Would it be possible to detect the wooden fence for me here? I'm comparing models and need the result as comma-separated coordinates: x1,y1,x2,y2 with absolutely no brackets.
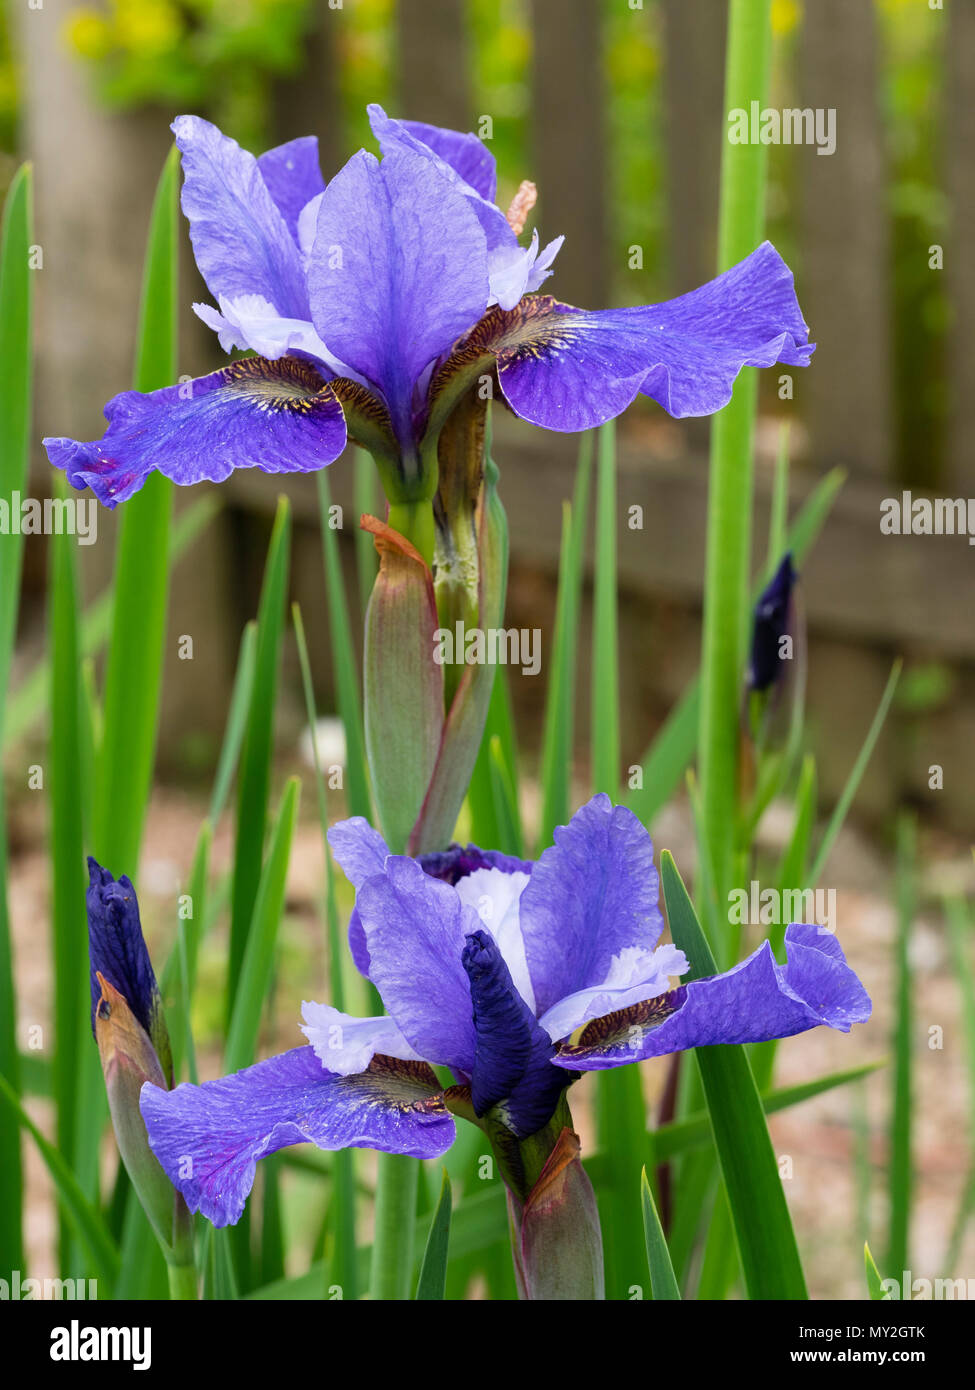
13,0,975,831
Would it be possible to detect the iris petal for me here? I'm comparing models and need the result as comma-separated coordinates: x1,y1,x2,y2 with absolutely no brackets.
308,148,488,449
171,115,308,320
141,1047,453,1227
462,930,568,1137
553,924,871,1070
256,135,326,241
355,856,480,1073
44,357,347,508
518,794,664,1017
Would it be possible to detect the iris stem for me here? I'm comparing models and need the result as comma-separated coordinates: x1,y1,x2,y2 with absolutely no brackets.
166,1257,197,1300
369,1153,419,1300
698,0,773,960
386,498,436,569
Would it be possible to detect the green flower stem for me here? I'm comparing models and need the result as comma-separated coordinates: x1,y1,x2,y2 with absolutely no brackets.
370,1153,419,1301
166,1256,197,1301
386,498,436,569
698,0,773,957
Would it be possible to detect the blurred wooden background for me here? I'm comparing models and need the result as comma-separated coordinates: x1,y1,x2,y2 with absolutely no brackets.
8,0,974,834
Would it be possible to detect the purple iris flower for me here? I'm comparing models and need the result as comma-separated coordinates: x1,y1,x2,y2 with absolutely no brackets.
139,795,869,1228
44,105,812,508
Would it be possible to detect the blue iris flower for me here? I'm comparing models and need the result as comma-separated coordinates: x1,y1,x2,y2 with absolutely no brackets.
44,106,813,508
140,795,869,1228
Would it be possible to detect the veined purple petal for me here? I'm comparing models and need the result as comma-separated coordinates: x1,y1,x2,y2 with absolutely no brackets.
355,856,479,1073
518,794,665,1017
171,116,308,320
308,148,489,449
538,942,688,1042
300,1002,421,1074
43,357,346,509
256,135,326,241
327,817,392,978
554,924,872,1071
368,104,504,243
374,108,498,201
436,242,812,433
462,930,569,1137
193,294,351,377
140,1047,454,1228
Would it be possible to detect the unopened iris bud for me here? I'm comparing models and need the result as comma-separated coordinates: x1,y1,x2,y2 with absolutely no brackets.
87,857,172,1084
94,974,182,1253
86,859,192,1279
748,552,797,693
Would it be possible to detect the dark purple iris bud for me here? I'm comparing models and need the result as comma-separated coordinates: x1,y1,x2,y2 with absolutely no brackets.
86,857,171,1082
461,929,570,1137
749,553,797,692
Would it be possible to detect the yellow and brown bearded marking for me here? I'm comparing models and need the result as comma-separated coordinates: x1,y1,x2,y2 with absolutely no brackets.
336,1054,447,1114
557,990,683,1061
428,295,585,412
221,356,337,415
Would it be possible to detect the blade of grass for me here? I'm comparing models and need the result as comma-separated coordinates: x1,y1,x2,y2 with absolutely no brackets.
698,0,774,921
48,482,89,1273
91,146,180,875
227,497,291,1023
590,418,648,1297
944,894,975,1269
415,1170,452,1300
640,1168,681,1299
208,621,257,827
537,434,593,849
660,850,808,1299
0,161,33,1274
806,661,901,886
293,602,359,1299
887,811,915,1276
467,669,522,853
5,495,218,751
0,1074,120,1288
317,469,371,821
225,776,300,1074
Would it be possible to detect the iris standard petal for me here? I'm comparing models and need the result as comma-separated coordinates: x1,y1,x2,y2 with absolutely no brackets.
256,135,326,241
367,104,504,242
307,148,489,446
43,357,347,508
518,794,664,1017
553,924,872,1071
300,1002,421,1075
454,867,535,1012
140,1047,454,1227
354,856,479,1073
462,930,569,1137
171,115,308,320
327,816,392,977
371,106,498,201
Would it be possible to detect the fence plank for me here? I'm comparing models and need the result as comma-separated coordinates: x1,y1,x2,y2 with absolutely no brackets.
530,0,608,310
947,0,975,491
660,0,726,296
799,0,891,477
396,0,472,129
